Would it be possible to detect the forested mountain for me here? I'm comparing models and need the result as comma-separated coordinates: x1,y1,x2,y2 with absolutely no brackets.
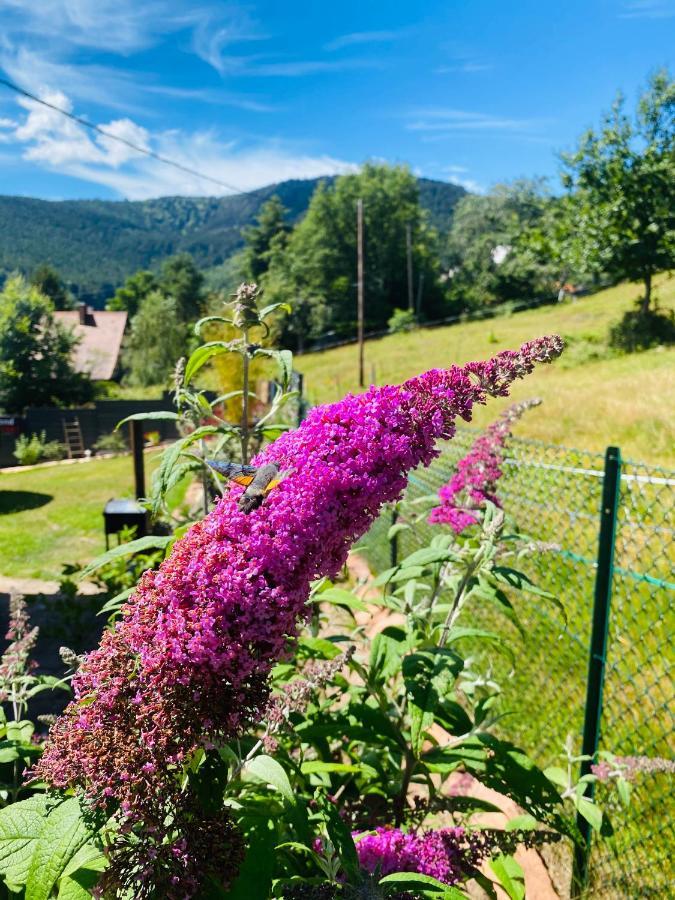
0,177,465,304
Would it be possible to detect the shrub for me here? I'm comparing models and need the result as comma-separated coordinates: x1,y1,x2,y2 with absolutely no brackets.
387,308,418,333
13,431,67,466
93,430,128,453
609,306,675,352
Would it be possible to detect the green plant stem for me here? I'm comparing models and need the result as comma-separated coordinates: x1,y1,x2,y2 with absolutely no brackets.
393,751,416,826
241,329,250,464
438,553,482,647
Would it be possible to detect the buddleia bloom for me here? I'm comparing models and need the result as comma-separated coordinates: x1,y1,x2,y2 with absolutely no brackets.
35,336,563,897
429,397,542,532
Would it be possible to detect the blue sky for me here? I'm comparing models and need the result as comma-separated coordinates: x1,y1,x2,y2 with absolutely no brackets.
0,0,672,201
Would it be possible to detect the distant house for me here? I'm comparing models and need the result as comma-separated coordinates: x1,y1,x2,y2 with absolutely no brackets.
54,304,127,381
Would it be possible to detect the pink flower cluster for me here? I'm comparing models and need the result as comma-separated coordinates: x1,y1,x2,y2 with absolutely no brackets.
429,397,541,532
355,826,488,885
35,336,562,897
591,755,675,782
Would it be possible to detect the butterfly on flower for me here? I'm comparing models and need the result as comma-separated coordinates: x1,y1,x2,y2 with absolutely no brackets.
207,460,283,513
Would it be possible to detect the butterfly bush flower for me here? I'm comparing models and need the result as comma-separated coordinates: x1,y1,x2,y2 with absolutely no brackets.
35,336,563,897
429,397,541,532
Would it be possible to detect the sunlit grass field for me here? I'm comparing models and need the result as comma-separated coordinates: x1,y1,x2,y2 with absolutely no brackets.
297,275,675,466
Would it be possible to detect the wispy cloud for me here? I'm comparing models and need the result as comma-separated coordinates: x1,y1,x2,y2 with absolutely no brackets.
435,62,492,74
406,108,548,134
245,58,383,77
2,88,357,199
620,0,675,18
324,30,403,51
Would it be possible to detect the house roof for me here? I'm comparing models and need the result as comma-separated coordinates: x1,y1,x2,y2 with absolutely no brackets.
54,308,127,381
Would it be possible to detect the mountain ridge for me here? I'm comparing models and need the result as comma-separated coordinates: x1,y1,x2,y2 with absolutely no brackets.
0,176,466,303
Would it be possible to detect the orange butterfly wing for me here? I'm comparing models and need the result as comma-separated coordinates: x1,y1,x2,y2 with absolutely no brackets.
231,474,255,487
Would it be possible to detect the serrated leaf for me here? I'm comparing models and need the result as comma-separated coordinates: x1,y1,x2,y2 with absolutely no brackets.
25,797,92,900
0,795,50,887
244,756,294,803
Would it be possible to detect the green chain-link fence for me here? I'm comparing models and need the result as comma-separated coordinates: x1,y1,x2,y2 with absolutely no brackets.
361,428,674,898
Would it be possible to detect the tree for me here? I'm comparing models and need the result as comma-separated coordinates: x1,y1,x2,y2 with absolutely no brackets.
29,264,73,310
159,254,204,321
445,180,556,309
0,275,93,413
122,291,188,387
107,270,157,317
241,195,291,281
264,164,447,346
561,69,675,313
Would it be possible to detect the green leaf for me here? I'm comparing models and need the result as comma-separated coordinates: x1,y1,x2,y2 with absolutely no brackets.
5,722,33,743
504,814,538,831
379,871,467,897
300,762,361,775
194,315,232,336
401,547,455,567
543,766,568,788
403,649,463,757
97,586,135,617
575,797,603,831
57,845,106,899
312,587,367,613
25,798,92,900
441,627,515,664
115,410,180,430
218,821,276,899
387,523,411,540
185,342,236,383
259,302,291,320
244,755,294,804
0,795,50,888
489,854,525,900
616,777,631,806
80,535,172,579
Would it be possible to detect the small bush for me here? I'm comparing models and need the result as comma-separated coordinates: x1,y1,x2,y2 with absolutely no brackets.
387,307,418,333
609,306,675,352
13,431,67,466
93,431,128,453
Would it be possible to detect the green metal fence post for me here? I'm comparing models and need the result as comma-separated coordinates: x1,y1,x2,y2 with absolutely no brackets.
390,507,399,568
572,446,622,896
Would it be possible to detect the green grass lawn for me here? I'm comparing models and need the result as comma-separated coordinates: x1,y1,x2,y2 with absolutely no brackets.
0,453,160,580
297,275,675,466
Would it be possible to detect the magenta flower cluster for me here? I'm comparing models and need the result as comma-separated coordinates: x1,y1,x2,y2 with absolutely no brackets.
428,397,541,532
355,825,489,885
35,336,562,897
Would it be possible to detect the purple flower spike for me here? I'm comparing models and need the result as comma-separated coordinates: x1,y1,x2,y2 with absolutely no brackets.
35,336,563,897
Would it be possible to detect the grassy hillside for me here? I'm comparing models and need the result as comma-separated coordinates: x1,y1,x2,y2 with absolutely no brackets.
297,275,675,466
0,177,464,303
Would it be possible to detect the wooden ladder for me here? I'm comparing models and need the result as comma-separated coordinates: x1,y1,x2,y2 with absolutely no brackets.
63,417,85,458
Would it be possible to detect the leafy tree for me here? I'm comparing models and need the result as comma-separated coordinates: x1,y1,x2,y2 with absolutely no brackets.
241,195,291,281
122,291,189,387
561,68,675,312
264,164,447,345
0,275,93,413
107,270,157,317
159,253,204,321
29,264,73,310
445,180,556,309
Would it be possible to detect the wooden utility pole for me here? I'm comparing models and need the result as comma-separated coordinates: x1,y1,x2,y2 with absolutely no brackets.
406,222,414,312
357,198,365,388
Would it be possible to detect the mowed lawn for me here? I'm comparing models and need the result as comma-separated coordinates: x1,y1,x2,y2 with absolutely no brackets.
297,275,675,466
0,452,160,580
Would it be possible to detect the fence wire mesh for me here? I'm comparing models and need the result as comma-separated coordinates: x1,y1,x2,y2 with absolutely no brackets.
361,428,674,899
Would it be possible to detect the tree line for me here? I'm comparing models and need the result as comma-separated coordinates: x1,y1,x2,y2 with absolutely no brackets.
0,69,672,408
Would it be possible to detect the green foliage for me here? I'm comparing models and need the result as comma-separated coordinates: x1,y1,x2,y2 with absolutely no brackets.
0,275,93,414
387,308,418,334
106,269,157,317
0,179,465,302
561,68,675,312
608,304,675,351
263,164,451,346
12,432,67,466
242,196,291,282
29,265,73,311
445,180,557,310
160,253,205,321
92,430,128,454
122,290,189,387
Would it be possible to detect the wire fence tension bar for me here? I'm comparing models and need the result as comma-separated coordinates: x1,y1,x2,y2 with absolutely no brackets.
572,445,622,896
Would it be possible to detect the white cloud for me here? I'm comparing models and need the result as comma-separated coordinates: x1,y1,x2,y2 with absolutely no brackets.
3,89,357,199
324,30,403,51
620,0,675,18
406,108,548,134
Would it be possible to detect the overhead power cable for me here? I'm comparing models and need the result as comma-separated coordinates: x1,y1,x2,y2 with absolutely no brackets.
0,75,247,195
